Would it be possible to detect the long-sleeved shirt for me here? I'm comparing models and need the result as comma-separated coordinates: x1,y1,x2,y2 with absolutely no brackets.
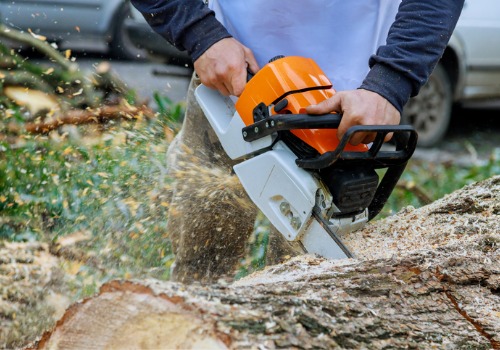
131,0,464,112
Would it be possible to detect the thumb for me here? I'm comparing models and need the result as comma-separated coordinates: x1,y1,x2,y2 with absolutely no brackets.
305,93,342,114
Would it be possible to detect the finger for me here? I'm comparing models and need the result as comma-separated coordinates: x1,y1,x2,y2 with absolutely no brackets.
244,49,260,74
230,68,248,96
305,93,341,114
361,132,377,145
384,132,394,142
215,81,231,96
347,131,368,146
343,131,376,146
336,117,350,142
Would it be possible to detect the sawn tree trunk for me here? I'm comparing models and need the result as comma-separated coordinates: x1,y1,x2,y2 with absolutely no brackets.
30,176,500,349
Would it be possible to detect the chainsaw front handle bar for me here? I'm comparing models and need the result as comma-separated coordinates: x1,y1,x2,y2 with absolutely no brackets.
242,113,418,169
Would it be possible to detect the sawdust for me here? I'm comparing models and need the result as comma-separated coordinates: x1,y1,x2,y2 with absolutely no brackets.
340,175,500,261
0,242,72,349
172,166,253,213
168,143,253,212
233,254,354,287
166,142,258,282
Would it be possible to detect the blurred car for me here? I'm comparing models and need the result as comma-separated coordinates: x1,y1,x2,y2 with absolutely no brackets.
403,0,500,147
125,5,190,65
0,0,143,59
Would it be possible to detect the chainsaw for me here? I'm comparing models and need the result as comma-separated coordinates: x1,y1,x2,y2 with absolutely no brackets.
195,56,417,259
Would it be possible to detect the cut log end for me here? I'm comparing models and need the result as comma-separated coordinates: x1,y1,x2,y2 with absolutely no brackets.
33,281,229,350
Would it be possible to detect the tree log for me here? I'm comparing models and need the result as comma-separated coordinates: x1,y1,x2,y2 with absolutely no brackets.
29,176,500,349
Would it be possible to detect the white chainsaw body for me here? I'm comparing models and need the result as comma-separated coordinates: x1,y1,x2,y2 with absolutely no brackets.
195,84,366,259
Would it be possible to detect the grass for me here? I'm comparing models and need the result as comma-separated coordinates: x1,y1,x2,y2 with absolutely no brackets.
1,98,499,292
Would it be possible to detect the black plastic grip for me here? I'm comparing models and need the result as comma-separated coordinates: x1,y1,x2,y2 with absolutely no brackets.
296,125,418,169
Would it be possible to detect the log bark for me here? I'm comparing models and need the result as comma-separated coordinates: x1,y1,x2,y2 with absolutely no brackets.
29,176,500,349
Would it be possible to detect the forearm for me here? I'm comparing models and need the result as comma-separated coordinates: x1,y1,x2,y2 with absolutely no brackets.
130,0,231,61
360,0,464,113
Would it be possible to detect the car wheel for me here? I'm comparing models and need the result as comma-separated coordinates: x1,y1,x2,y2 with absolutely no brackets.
109,5,146,60
402,63,452,148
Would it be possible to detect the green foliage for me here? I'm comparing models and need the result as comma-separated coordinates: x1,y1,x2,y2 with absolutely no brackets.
153,92,185,126
0,99,184,285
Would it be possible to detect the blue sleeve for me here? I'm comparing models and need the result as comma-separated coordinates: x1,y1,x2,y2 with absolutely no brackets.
130,0,231,61
360,0,465,113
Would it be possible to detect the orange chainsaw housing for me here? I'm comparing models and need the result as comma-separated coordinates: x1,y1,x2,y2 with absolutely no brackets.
235,56,367,154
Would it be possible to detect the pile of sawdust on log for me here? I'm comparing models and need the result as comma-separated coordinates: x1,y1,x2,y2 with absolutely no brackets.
341,175,500,261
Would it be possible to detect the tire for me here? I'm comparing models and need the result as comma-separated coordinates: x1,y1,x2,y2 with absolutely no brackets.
109,5,146,60
402,63,453,148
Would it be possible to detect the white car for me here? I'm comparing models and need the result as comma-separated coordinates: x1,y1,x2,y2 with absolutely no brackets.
0,0,143,59
403,0,500,147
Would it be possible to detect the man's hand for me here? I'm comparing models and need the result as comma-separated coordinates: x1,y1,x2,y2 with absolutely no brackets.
193,37,259,97
305,89,401,145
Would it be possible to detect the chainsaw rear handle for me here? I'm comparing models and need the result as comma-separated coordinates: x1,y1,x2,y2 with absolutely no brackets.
293,125,417,220
367,130,416,220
